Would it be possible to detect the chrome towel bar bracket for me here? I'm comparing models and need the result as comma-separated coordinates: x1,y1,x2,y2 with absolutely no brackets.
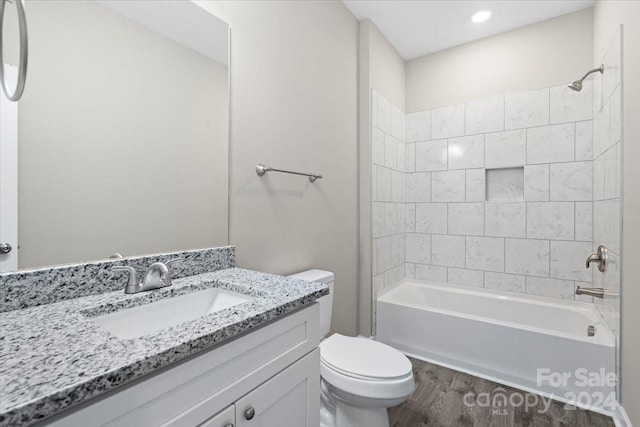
256,163,323,183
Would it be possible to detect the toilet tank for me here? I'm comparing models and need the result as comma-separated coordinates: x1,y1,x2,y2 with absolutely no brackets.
287,270,334,338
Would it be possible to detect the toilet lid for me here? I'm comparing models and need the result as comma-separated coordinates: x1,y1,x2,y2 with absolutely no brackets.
319,334,412,380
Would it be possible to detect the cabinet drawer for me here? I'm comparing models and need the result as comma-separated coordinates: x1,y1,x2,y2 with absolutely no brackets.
198,405,234,427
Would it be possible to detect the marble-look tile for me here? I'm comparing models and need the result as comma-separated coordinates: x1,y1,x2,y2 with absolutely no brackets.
550,240,592,282
385,134,400,170
505,88,549,130
376,166,392,202
575,201,593,241
526,123,574,164
448,268,484,287
372,166,378,200
415,139,447,171
593,101,611,158
406,143,416,173
593,200,610,245
405,172,431,202
486,168,524,201
416,203,447,234
384,203,405,236
593,156,606,201
391,105,405,141
485,202,525,238
384,264,405,287
550,81,592,123
372,127,385,166
431,104,465,139
373,273,385,296
484,272,526,293
592,70,603,115
609,198,621,254
527,202,574,240
526,277,575,300
575,121,593,161
466,236,505,272
466,169,486,202
610,87,622,145
524,164,550,201
405,263,416,279
372,202,385,238
415,264,448,282
406,110,431,142
504,238,549,277
397,142,406,172
465,95,504,135
391,170,404,202
391,234,406,267
484,129,526,168
602,30,621,102
377,94,392,134
448,135,484,170
373,237,391,274
432,170,466,202
406,233,431,264
448,203,484,236
550,161,593,202
431,234,465,268
406,203,416,233
603,144,618,200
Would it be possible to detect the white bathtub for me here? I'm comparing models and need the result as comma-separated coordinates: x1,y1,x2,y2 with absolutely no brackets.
376,279,616,412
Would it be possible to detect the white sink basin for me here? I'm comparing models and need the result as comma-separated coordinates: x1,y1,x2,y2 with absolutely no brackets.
91,288,253,339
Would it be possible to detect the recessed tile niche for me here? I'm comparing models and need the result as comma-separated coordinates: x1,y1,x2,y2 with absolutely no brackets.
486,167,524,201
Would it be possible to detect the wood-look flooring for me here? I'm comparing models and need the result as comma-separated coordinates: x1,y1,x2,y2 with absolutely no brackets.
388,357,615,427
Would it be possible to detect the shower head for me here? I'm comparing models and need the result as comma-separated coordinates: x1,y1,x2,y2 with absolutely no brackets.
568,64,604,92
568,80,583,92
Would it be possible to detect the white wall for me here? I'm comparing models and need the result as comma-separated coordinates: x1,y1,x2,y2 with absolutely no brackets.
199,1,359,336
406,8,594,112
369,21,406,112
593,1,640,424
13,1,228,268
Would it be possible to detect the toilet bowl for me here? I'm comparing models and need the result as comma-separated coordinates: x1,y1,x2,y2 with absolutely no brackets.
288,270,415,427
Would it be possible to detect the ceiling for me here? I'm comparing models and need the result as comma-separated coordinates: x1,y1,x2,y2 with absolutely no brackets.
342,0,594,60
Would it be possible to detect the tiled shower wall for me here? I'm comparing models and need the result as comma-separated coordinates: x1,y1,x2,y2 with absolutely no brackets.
592,28,622,339
372,81,597,303
371,93,406,297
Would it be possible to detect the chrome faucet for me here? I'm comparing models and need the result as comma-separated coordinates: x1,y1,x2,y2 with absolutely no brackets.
112,259,182,294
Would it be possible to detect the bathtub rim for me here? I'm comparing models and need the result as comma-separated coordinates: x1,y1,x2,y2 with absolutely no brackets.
376,278,615,347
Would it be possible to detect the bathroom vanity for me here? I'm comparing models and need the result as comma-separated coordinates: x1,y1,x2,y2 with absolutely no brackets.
0,253,328,427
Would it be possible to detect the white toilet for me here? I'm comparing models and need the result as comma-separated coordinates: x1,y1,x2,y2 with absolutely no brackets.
288,270,415,427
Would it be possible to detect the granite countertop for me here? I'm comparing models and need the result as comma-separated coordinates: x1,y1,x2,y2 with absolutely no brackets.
0,268,328,427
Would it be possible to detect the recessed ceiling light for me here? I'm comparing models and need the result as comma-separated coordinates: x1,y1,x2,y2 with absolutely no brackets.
471,10,491,23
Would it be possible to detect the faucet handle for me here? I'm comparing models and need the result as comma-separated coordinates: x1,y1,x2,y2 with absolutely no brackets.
112,266,139,291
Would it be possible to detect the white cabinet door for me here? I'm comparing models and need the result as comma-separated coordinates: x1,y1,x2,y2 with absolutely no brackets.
198,405,235,427
0,65,18,272
235,349,319,427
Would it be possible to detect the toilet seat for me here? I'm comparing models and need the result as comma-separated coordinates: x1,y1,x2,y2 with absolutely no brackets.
319,334,414,400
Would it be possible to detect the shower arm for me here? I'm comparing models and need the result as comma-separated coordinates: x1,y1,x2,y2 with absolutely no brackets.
578,65,604,83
